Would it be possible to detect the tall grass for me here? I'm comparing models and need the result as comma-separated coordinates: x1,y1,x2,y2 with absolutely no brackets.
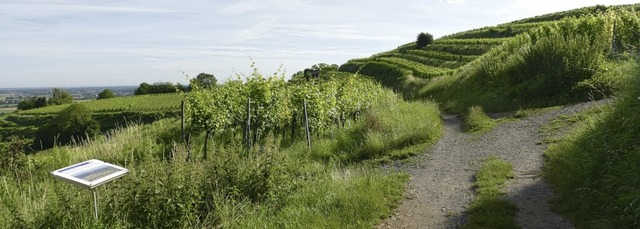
463,106,496,133
544,59,640,228
319,97,443,163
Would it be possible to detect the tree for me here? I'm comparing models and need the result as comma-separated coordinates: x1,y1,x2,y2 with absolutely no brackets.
135,82,186,95
48,88,73,105
17,97,47,110
416,32,434,49
97,89,115,100
134,82,151,95
33,104,100,150
190,73,217,89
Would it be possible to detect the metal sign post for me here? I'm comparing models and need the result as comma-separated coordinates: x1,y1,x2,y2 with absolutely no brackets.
92,189,98,219
52,159,128,220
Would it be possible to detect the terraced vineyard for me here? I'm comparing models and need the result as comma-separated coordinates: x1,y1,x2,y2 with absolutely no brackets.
336,23,530,95
335,4,640,99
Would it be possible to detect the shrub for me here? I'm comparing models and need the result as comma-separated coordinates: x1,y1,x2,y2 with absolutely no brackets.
97,89,115,100
33,104,100,149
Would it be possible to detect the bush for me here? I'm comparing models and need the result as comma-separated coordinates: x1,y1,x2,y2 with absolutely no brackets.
33,104,100,149
416,32,434,49
97,89,115,100
0,137,28,175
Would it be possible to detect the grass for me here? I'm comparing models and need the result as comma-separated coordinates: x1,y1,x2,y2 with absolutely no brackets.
464,156,517,229
0,91,442,228
544,59,640,228
420,11,639,113
463,106,496,134
320,98,443,163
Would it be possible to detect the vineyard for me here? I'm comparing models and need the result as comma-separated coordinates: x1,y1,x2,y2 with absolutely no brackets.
184,69,391,154
18,93,181,115
419,9,640,112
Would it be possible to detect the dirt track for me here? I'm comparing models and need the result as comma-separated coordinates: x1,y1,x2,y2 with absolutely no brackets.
378,102,603,229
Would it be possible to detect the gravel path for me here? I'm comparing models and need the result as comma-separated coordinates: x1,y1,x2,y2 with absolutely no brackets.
378,101,604,229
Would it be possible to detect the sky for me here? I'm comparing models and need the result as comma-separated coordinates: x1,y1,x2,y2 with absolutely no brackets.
1,0,639,88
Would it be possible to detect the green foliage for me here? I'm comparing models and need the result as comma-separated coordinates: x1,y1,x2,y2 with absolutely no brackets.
18,93,181,114
135,82,186,95
373,57,453,79
289,63,340,83
250,171,409,228
33,104,100,150
422,11,640,112
189,73,217,89
17,97,47,111
544,60,640,228
424,43,494,55
48,88,73,105
374,52,470,69
0,100,420,228
463,106,496,133
0,137,28,176
405,49,478,62
433,38,511,45
359,61,411,90
511,4,611,24
97,89,115,100
464,156,517,229
184,68,388,151
319,99,442,162
416,32,433,48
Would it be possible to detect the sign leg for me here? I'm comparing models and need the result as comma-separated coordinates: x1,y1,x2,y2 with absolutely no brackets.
92,189,98,220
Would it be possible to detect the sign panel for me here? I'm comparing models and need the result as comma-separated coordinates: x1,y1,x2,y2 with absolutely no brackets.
52,159,128,189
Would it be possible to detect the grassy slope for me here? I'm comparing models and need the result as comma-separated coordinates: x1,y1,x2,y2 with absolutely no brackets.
544,61,640,228
334,3,640,228
338,4,640,113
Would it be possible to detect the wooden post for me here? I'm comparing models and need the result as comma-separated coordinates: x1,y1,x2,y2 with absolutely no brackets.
186,133,192,162
291,112,297,142
203,130,211,161
304,99,311,148
181,100,185,142
245,98,251,149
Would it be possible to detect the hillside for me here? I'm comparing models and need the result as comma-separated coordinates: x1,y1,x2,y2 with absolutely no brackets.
337,4,640,112
338,3,640,228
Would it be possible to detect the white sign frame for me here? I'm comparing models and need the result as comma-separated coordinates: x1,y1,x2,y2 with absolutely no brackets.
51,159,128,189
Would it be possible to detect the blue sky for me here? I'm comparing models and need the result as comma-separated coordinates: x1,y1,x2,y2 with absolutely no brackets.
1,0,638,88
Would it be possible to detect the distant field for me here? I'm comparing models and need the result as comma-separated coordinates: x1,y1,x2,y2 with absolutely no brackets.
18,93,182,115
0,106,17,114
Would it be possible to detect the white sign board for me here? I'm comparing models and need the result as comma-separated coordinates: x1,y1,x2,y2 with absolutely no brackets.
52,159,128,189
